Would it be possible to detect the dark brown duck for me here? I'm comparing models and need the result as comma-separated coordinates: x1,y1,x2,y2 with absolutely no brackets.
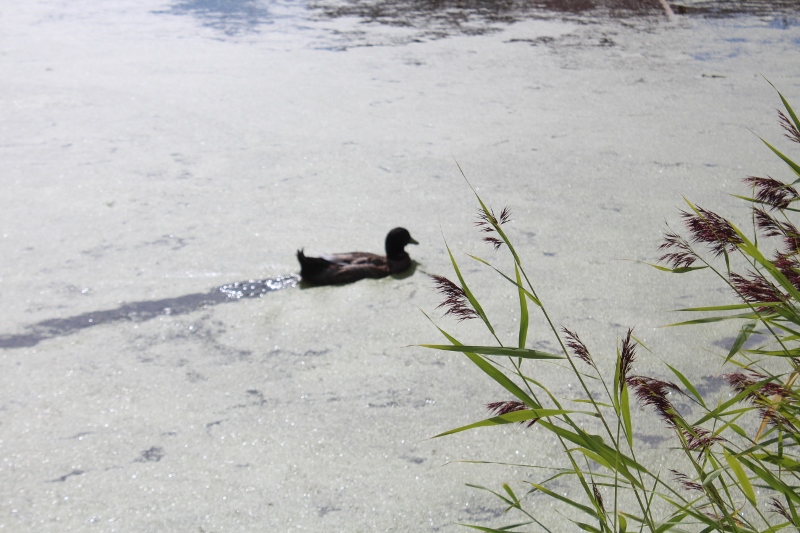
296,227,418,285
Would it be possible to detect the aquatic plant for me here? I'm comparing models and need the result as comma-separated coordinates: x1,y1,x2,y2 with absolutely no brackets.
422,88,800,531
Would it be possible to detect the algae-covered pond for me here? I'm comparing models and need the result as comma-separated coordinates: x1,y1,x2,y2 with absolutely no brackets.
1,0,799,530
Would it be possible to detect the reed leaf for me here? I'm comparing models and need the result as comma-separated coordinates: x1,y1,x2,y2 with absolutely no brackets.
516,263,529,349
418,344,562,360
724,449,757,506
432,408,590,438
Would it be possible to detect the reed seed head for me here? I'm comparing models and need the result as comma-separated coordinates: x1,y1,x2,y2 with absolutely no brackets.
670,470,703,492
618,328,636,390
591,482,605,515
486,400,537,427
475,206,511,250
724,371,789,404
729,271,787,311
680,207,742,257
778,109,800,144
744,176,799,210
768,497,794,523
753,207,800,252
626,375,681,427
658,229,698,269
681,425,724,456
562,327,595,368
430,274,479,322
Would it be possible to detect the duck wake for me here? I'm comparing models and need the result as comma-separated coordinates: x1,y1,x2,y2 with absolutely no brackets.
217,274,301,299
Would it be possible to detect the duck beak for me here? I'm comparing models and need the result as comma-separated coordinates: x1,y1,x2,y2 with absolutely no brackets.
409,237,419,245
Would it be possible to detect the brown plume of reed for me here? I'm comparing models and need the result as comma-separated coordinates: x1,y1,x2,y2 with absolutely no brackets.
743,176,799,210
725,371,790,404
618,328,636,391
729,271,787,311
592,482,605,516
430,274,479,321
773,253,800,293
486,400,537,427
724,370,798,435
681,425,725,455
627,373,722,456
626,375,681,427
754,207,784,237
670,469,703,492
753,207,800,255
679,207,742,257
658,229,698,269
778,109,800,144
768,497,795,524
475,206,511,250
561,327,595,368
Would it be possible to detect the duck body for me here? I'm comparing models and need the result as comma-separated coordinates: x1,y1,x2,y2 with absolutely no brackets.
297,227,418,285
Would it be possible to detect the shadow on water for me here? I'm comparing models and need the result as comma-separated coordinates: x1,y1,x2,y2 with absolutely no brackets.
0,275,300,350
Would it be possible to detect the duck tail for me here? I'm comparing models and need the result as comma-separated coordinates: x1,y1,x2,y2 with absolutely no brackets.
296,248,329,281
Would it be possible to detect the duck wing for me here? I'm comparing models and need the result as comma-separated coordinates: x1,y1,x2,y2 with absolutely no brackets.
322,252,386,267
297,250,390,285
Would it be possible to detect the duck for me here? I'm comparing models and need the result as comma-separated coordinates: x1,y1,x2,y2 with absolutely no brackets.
297,227,418,285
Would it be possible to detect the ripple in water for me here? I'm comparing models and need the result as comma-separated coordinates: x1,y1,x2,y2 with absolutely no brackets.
218,274,301,299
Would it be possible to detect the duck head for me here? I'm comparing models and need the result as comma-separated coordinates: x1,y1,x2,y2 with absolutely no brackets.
385,227,418,259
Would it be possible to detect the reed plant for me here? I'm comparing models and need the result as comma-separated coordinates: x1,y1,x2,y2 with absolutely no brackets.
422,88,800,532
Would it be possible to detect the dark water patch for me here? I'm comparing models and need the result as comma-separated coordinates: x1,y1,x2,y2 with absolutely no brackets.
670,1,800,18
0,275,300,350
155,0,800,42
154,0,274,36
308,0,800,37
48,469,85,483
135,446,166,463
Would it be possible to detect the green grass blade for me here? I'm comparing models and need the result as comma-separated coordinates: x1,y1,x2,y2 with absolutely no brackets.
574,522,603,533
665,311,762,326
620,383,633,449
766,80,800,135
528,482,600,519
419,344,563,360
419,311,540,408
736,454,800,505
432,408,591,438
723,449,757,506
676,303,779,312
502,483,520,509
465,483,515,507
516,263,529,348
445,241,496,336
537,421,646,487
618,514,628,533
467,253,541,306
732,221,800,302
761,137,800,177
665,363,706,408
725,321,757,364
691,386,755,426
643,261,708,274
455,160,522,265
458,524,535,532
654,511,689,532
